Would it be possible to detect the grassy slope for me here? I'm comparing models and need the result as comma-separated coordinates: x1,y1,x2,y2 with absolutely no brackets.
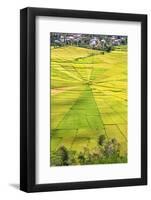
50,46,127,159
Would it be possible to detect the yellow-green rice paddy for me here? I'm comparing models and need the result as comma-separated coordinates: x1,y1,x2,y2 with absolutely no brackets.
50,45,127,164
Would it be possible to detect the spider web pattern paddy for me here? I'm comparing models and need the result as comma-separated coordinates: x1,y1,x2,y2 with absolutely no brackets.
50,45,127,165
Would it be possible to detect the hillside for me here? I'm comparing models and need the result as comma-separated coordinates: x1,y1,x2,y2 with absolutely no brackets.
50,46,127,165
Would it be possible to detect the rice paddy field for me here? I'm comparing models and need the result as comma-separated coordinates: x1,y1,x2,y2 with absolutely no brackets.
50,45,127,165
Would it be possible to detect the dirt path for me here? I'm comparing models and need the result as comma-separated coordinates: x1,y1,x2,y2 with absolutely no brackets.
51,86,78,95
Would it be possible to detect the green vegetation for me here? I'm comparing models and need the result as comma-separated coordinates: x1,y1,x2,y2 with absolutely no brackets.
50,45,127,166
51,135,127,166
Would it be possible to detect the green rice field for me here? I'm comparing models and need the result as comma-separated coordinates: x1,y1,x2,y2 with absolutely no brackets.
50,45,127,166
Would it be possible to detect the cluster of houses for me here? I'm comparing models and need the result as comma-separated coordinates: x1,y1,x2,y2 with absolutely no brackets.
51,32,127,50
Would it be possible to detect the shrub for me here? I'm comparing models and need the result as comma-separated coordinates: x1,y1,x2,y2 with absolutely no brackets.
105,46,112,52
51,146,69,166
78,152,85,164
104,138,120,158
98,134,106,146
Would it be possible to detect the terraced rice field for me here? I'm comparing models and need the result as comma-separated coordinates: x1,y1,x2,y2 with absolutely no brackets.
50,45,127,164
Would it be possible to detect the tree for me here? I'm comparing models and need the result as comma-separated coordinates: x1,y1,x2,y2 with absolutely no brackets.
78,152,85,164
56,146,69,165
98,134,106,146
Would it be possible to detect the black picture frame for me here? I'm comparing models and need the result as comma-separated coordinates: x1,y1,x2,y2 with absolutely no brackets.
20,7,147,193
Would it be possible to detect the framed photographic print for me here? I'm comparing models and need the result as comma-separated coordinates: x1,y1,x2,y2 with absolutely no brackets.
20,7,147,192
